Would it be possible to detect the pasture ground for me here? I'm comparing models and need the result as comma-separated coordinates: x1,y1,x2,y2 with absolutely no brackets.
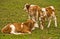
0,0,60,39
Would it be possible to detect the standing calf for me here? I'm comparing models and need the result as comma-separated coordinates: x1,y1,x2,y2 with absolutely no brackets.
39,6,57,30
24,3,42,29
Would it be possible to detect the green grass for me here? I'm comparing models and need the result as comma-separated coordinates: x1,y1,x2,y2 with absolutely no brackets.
0,0,60,39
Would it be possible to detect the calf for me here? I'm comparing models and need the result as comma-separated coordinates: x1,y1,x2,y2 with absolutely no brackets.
24,4,57,30
39,6,57,30
24,3,42,28
1,20,37,35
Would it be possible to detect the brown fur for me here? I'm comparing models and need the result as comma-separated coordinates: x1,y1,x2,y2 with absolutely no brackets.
1,20,35,34
24,4,57,30
1,24,11,34
40,6,57,30
24,4,41,21
46,6,55,17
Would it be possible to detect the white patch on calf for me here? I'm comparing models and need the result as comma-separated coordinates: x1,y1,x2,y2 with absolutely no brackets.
24,7,26,10
21,23,24,28
47,19,52,28
40,25,44,30
54,17,57,27
13,33,24,35
34,22,39,28
30,5,35,7
10,24,15,34
50,6,54,10
42,8,46,12
28,32,31,34
27,31,31,34
39,17,41,21
32,27,35,30
52,12,57,27
32,22,39,30
42,8,46,16
10,24,24,35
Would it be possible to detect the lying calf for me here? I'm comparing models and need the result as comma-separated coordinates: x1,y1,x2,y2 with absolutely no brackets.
1,20,37,35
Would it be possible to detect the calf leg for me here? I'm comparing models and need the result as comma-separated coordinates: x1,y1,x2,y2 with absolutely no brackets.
52,12,57,27
54,16,57,27
47,18,52,28
39,17,44,30
32,16,39,27
53,15,57,27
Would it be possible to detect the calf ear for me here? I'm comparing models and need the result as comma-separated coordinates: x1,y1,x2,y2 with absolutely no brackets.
26,4,30,10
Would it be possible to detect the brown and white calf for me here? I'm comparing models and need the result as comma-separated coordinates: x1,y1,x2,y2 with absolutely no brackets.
24,4,57,30
39,6,57,30
24,3,42,28
1,20,37,35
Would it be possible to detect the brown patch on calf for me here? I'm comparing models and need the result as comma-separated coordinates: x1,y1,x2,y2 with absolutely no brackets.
46,6,55,17
24,4,41,21
23,20,35,31
1,20,35,34
29,5,41,16
26,4,30,11
1,24,11,34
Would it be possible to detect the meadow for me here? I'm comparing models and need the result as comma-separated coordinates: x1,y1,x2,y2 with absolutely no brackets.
0,0,60,39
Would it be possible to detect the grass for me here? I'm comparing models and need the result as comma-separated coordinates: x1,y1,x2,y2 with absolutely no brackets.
0,0,60,39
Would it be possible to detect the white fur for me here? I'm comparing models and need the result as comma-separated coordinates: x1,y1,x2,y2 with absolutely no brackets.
13,33,24,35
32,27,35,30
27,31,31,34
21,23,24,28
39,17,43,30
54,16,57,27
42,8,46,16
52,12,57,27
47,11,57,28
50,6,54,10
32,22,39,30
40,25,43,30
10,24,15,34
34,22,39,28
24,7,26,10
47,19,51,28
10,24,23,35
28,32,31,34
30,5,36,7
39,17,41,21
42,8,46,12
